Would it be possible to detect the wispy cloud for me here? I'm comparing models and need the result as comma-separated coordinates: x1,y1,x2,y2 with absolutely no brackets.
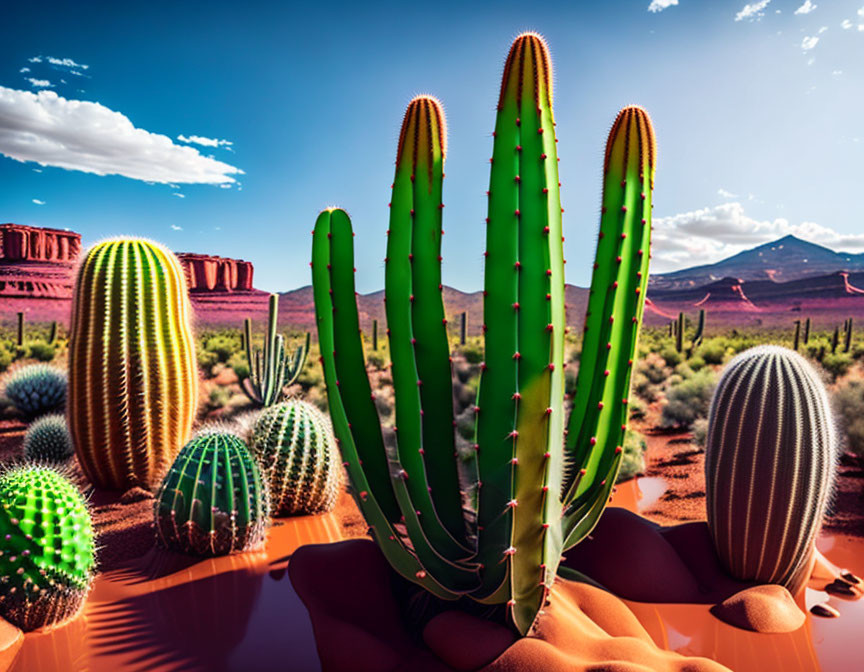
19,67,30,74
735,0,771,22
652,202,864,272
648,0,678,12
842,19,853,29
170,224,183,230
177,134,234,149
717,188,738,199
27,79,54,89
32,198,45,205
0,86,243,185
801,35,820,50
173,192,186,198
794,1,817,15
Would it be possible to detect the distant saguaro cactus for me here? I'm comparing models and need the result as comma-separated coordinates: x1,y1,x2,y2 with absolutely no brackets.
705,345,836,594
68,238,198,490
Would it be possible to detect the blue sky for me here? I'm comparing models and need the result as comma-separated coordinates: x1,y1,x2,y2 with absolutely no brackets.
2,0,863,292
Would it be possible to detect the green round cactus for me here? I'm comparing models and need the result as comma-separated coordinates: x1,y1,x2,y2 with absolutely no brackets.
251,400,341,516
3,364,67,418
23,414,74,463
705,345,837,594
0,465,95,631
154,431,269,556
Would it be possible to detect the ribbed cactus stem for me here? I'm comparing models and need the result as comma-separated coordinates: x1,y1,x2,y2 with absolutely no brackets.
705,346,836,595
154,432,269,556
68,239,197,490
251,400,341,515
562,105,655,549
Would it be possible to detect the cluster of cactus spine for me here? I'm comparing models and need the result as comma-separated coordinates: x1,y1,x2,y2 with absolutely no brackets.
0,465,95,631
241,294,310,407
68,238,198,491
24,414,74,463
251,400,340,515
154,431,269,556
704,345,836,595
3,363,67,418
310,33,655,634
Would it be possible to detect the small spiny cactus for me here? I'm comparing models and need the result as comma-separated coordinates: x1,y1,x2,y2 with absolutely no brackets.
2,364,67,418
705,345,837,595
251,400,341,515
0,465,95,631
154,431,269,556
23,414,74,463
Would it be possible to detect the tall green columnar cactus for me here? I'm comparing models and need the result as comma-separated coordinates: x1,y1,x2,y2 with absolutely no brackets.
804,317,811,344
844,317,853,353
241,294,310,407
0,466,95,631
251,400,341,515
154,431,269,556
675,312,684,352
310,33,655,635
793,320,801,351
693,308,706,348
705,346,836,595
68,239,198,491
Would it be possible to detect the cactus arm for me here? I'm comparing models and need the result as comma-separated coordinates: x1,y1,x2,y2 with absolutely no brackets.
312,208,476,596
386,97,472,558
474,34,566,635
562,107,655,547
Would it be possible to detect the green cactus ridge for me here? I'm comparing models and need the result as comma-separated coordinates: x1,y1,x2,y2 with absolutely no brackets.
68,238,198,491
23,414,74,463
0,466,95,631
705,345,836,594
242,294,311,407
310,33,655,635
154,431,269,556
251,400,341,515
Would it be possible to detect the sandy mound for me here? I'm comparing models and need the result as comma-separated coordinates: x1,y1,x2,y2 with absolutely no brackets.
711,585,805,633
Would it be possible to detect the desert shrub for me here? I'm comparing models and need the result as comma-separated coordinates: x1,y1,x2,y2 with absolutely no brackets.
208,386,232,410
366,351,386,370
832,379,864,461
616,431,647,483
820,352,852,381
228,351,250,380
660,347,682,368
0,344,12,372
27,340,56,362
638,353,670,385
698,339,726,365
628,396,646,421
197,349,219,375
632,372,660,403
687,355,706,372
460,340,484,365
564,369,577,397
660,368,717,430
691,416,709,450
204,334,240,362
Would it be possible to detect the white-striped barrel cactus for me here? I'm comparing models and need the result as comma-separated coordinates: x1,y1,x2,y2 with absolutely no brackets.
154,431,269,556
251,400,341,515
705,345,837,594
310,33,656,635
68,238,198,491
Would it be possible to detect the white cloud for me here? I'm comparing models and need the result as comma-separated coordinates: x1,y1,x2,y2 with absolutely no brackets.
833,69,844,76
19,67,30,74
173,192,185,198
28,57,42,64
818,26,828,33
0,86,243,185
652,202,864,272
735,0,771,22
801,36,819,50
32,198,45,205
794,1,817,15
27,79,54,89
718,188,738,199
860,6,864,17
648,0,678,12
177,134,233,149
842,19,853,29
170,224,183,230
45,57,89,70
